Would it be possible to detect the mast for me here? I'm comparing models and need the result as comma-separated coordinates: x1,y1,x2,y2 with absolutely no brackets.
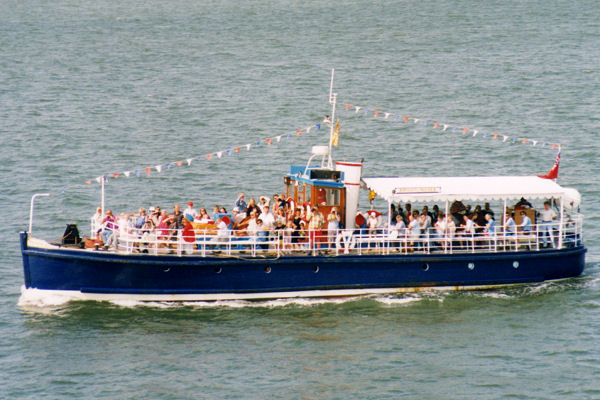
327,68,337,170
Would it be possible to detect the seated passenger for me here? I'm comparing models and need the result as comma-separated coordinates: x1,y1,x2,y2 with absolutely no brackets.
246,211,259,236
91,207,103,238
446,215,456,241
259,205,275,230
484,214,496,236
212,205,220,221
256,219,269,249
434,214,446,241
101,209,117,244
462,214,476,237
407,211,421,248
196,208,211,223
367,211,378,235
505,212,516,236
275,208,286,227
520,211,532,234
389,214,406,248
212,217,229,249
231,207,246,226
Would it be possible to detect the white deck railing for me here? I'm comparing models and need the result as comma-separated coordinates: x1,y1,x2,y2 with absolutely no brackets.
93,213,584,257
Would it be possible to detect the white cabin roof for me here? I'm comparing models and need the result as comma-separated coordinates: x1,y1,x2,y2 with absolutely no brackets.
361,176,574,203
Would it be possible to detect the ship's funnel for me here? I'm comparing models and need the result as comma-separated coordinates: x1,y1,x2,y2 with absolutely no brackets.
335,161,363,229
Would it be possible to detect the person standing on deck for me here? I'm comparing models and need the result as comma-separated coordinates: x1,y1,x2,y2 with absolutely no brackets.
539,201,557,247
184,202,197,222
234,193,247,214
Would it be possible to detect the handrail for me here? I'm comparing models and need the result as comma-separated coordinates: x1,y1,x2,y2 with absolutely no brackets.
94,212,584,257
29,193,51,235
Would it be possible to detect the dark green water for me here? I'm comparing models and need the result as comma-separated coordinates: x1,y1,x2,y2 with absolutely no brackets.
1,0,599,398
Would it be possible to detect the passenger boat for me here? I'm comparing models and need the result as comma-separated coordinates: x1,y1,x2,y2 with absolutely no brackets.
20,76,586,302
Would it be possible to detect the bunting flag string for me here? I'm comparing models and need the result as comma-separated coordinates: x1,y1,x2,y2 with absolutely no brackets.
343,102,562,150
83,122,323,187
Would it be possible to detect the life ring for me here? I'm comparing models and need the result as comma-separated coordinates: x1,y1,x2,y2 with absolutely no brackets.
335,230,356,254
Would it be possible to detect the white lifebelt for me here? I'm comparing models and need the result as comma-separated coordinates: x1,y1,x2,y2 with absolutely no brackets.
335,231,356,254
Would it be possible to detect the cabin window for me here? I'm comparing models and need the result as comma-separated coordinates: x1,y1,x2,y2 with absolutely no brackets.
313,187,340,206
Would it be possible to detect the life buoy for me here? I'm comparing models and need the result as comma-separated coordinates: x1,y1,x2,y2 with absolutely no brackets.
335,230,356,254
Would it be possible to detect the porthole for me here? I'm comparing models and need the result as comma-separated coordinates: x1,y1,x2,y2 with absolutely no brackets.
513,261,519,269
313,266,319,273
468,262,475,270
215,266,222,274
265,266,271,274
422,263,429,272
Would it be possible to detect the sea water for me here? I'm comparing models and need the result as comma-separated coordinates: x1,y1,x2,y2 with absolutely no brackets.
1,0,599,398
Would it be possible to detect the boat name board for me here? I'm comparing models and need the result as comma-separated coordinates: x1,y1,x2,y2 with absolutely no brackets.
392,186,441,194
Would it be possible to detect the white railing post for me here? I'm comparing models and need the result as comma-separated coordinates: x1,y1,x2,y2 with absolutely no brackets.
28,193,50,235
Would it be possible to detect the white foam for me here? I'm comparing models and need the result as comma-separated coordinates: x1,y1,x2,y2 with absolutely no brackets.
373,295,425,306
17,286,79,314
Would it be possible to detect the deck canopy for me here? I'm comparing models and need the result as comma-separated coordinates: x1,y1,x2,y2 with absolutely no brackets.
362,176,576,204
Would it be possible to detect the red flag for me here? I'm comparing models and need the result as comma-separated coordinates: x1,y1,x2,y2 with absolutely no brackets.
538,150,561,180
145,167,151,176
345,104,351,110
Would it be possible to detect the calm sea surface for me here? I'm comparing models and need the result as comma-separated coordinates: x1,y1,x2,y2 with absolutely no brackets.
1,0,599,398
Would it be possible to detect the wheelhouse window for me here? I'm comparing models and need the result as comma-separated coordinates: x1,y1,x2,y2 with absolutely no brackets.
313,187,340,206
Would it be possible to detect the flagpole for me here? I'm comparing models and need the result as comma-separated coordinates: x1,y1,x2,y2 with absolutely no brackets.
328,68,337,170
101,176,105,216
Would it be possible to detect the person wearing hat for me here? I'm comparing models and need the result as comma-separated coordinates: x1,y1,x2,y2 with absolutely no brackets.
184,201,198,222
232,206,245,226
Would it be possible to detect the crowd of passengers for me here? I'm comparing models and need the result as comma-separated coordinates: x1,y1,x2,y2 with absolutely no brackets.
91,192,557,251
92,192,341,250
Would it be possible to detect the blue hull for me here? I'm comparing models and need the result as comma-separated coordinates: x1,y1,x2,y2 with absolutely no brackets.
20,233,586,299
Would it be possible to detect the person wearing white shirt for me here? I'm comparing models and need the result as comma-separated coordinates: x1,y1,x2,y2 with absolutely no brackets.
184,201,198,222
539,201,557,248
91,207,103,238
258,205,275,230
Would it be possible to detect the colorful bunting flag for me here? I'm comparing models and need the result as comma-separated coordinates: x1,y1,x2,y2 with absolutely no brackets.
343,101,561,152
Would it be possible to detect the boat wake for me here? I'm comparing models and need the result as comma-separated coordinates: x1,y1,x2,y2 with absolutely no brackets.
18,275,594,312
